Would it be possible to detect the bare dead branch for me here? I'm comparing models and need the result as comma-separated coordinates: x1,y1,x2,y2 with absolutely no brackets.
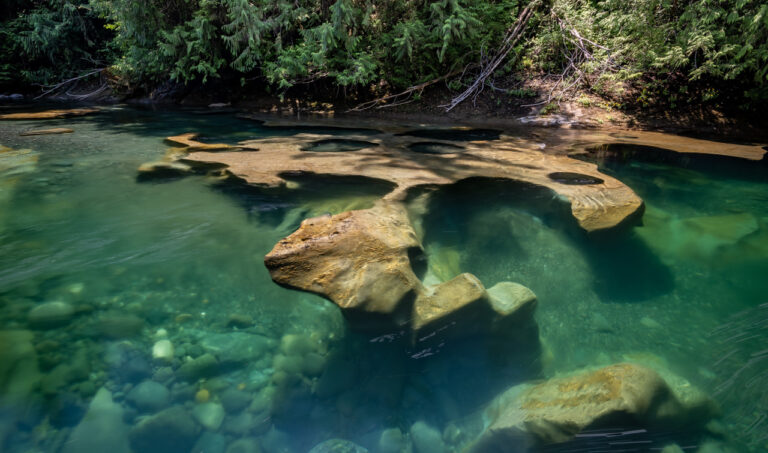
34,69,105,100
441,0,541,112
348,68,465,112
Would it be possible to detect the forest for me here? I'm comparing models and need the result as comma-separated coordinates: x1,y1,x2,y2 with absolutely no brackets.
1,0,767,110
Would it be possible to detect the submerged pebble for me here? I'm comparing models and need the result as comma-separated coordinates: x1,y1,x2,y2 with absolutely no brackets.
129,406,200,453
152,339,174,362
28,301,75,328
126,380,171,413
192,401,225,430
410,421,446,453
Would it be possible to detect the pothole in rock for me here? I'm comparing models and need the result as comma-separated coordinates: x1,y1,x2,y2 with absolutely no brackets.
548,172,605,185
301,139,380,152
407,142,466,154
397,128,502,141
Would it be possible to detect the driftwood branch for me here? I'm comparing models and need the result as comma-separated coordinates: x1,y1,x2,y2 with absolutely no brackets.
348,68,465,112
34,69,105,100
522,10,618,108
441,0,541,112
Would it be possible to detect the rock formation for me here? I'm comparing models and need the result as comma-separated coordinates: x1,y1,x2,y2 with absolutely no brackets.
469,362,718,452
0,108,98,120
265,202,540,343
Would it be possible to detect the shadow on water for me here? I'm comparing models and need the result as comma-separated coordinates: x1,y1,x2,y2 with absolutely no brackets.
419,178,674,303
209,173,397,230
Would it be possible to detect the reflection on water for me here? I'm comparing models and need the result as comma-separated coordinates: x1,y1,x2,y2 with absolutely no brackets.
0,108,766,453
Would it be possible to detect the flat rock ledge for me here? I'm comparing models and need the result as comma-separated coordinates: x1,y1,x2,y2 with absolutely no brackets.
468,362,718,452
19,128,74,136
165,127,644,232
265,202,539,343
0,108,98,120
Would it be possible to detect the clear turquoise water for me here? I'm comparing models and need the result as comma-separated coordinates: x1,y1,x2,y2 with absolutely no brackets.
0,107,767,453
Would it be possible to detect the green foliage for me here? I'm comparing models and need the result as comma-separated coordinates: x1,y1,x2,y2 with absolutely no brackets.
1,0,766,106
0,0,112,88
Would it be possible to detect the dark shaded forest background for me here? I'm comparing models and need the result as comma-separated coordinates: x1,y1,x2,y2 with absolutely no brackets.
1,0,766,110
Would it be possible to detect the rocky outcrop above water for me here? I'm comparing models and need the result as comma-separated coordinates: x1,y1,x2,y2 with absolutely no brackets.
169,122,645,232
469,362,717,452
265,202,422,329
266,202,540,343
0,108,98,120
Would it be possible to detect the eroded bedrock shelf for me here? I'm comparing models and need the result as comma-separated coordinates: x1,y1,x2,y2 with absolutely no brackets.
158,127,646,232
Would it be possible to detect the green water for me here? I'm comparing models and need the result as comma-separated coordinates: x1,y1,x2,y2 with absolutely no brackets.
0,107,767,453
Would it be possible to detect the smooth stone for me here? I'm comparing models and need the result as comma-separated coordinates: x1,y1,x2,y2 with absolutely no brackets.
28,301,75,328
265,203,423,331
261,426,293,453
97,312,144,338
220,387,251,413
227,314,255,328
226,438,262,453
302,352,326,376
40,350,90,395
152,339,174,362
192,431,228,453
197,332,273,365
308,439,368,453
129,406,200,453
63,388,130,453
0,108,98,120
126,380,171,413
192,402,225,431
486,282,537,317
469,363,718,451
20,128,74,136
177,353,220,381
0,330,41,398
378,428,408,453
410,421,446,453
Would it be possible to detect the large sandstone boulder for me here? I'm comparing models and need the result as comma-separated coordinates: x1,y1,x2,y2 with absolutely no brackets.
469,363,717,452
265,203,541,343
265,202,423,329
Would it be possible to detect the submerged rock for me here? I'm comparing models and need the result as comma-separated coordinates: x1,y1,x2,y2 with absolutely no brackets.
192,401,225,430
63,388,130,453
412,273,488,339
410,421,446,453
378,428,409,453
152,339,175,362
266,203,540,343
28,301,75,328
227,438,263,453
20,128,74,136
469,363,717,452
127,380,171,413
129,406,200,453
177,353,220,381
308,438,368,453
198,331,273,365
0,330,41,399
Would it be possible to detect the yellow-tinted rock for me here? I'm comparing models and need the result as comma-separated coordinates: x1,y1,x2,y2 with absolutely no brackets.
412,273,489,340
0,108,97,120
470,363,717,452
20,128,74,136
265,202,422,329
